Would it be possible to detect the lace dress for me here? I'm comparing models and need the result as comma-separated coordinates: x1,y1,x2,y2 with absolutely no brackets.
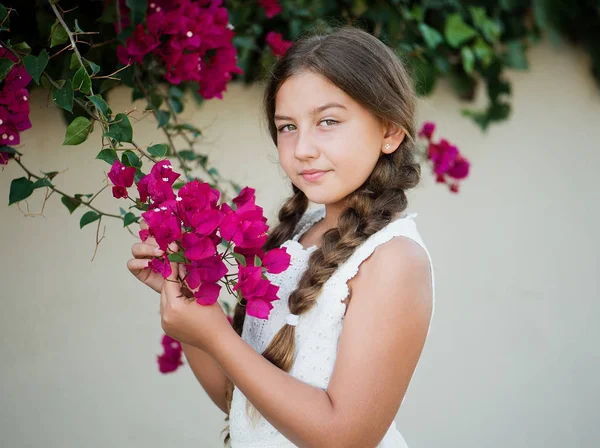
229,205,436,447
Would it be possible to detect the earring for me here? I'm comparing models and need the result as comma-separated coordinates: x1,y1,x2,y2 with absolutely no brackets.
384,144,391,150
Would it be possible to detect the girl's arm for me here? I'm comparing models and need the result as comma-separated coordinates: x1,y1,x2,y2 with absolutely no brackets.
181,342,229,414
209,237,433,448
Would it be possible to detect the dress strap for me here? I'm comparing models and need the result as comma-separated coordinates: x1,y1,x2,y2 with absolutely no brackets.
292,206,326,241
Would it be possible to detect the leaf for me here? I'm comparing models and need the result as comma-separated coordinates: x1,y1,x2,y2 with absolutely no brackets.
88,94,112,117
53,82,74,112
87,60,101,76
96,148,118,165
80,211,100,229
32,178,53,189
207,167,219,176
63,117,92,145
178,150,195,161
461,47,475,74
123,212,138,227
169,86,184,99
170,98,183,114
41,170,59,180
232,252,246,267
72,67,92,94
155,109,170,128
23,49,49,84
50,21,68,48
148,143,168,158
419,23,443,50
254,255,262,267
134,168,145,183
9,177,34,205
105,113,133,143
122,150,141,168
174,123,202,137
0,4,9,32
126,0,147,25
444,14,477,48
61,196,81,214
473,38,493,68
74,19,84,33
0,58,14,82
168,252,187,263
12,42,32,55
504,40,528,70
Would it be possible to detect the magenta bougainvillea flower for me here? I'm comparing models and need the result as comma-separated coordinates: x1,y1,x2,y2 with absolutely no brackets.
108,160,136,198
259,0,282,18
418,122,471,193
157,334,183,373
265,31,293,57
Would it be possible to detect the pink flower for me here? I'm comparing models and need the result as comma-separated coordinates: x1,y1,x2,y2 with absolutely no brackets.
447,156,470,180
0,151,10,165
194,281,221,305
5,66,32,89
220,202,268,249
429,139,458,176
157,334,183,373
181,232,216,261
419,122,435,140
262,247,291,274
141,205,182,251
117,23,160,65
108,160,136,199
266,31,293,57
177,179,220,228
246,298,274,319
184,254,227,289
232,186,255,208
0,124,19,145
259,0,282,18
137,160,180,204
147,254,173,278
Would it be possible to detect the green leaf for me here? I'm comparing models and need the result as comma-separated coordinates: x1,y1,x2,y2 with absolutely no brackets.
168,252,187,263
473,38,493,68
173,123,202,137
444,14,477,48
74,19,84,33
88,94,111,117
122,150,142,168
80,211,100,229
148,144,169,158
61,196,81,214
134,168,145,183
461,47,475,74
105,113,133,143
72,67,92,94
9,177,34,205
12,42,32,55
170,98,183,114
207,167,219,177
254,255,262,267
178,150,195,161
96,148,118,165
23,49,49,84
50,21,68,48
232,252,246,267
41,170,59,180
155,109,170,128
126,0,147,25
169,86,184,99
69,53,81,70
0,58,14,82
419,23,443,50
0,4,10,32
32,178,53,189
87,60,100,76
63,117,92,145
504,40,528,70
123,212,138,227
53,82,74,112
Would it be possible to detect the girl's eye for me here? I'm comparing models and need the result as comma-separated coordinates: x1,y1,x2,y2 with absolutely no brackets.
278,124,296,133
320,119,338,127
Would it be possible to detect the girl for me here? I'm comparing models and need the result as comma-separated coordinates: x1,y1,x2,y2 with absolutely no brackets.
128,26,435,448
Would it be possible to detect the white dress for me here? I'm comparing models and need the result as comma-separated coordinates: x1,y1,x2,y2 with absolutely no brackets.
229,205,436,447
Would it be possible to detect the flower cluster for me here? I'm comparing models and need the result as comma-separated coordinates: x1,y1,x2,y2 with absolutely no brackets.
0,46,32,165
157,334,184,373
419,122,470,193
110,158,291,318
117,0,243,99
266,31,293,57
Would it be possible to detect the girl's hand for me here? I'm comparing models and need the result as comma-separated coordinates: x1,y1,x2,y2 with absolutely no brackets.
160,260,232,354
126,220,168,294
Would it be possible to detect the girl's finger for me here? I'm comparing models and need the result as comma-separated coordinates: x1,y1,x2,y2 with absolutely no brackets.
127,258,150,272
131,242,164,258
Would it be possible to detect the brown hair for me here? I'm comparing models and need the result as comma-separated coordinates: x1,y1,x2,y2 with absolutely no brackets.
222,24,420,444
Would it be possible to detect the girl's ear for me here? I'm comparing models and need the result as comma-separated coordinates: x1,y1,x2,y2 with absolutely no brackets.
381,122,406,154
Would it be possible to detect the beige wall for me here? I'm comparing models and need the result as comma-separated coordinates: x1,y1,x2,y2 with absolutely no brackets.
1,40,598,447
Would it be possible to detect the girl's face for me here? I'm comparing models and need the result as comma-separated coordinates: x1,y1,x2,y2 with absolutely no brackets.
274,71,401,206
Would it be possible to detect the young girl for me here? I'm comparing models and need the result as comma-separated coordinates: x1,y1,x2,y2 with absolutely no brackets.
128,26,435,447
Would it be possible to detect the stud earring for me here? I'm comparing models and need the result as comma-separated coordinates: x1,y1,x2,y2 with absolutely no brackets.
384,143,391,150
